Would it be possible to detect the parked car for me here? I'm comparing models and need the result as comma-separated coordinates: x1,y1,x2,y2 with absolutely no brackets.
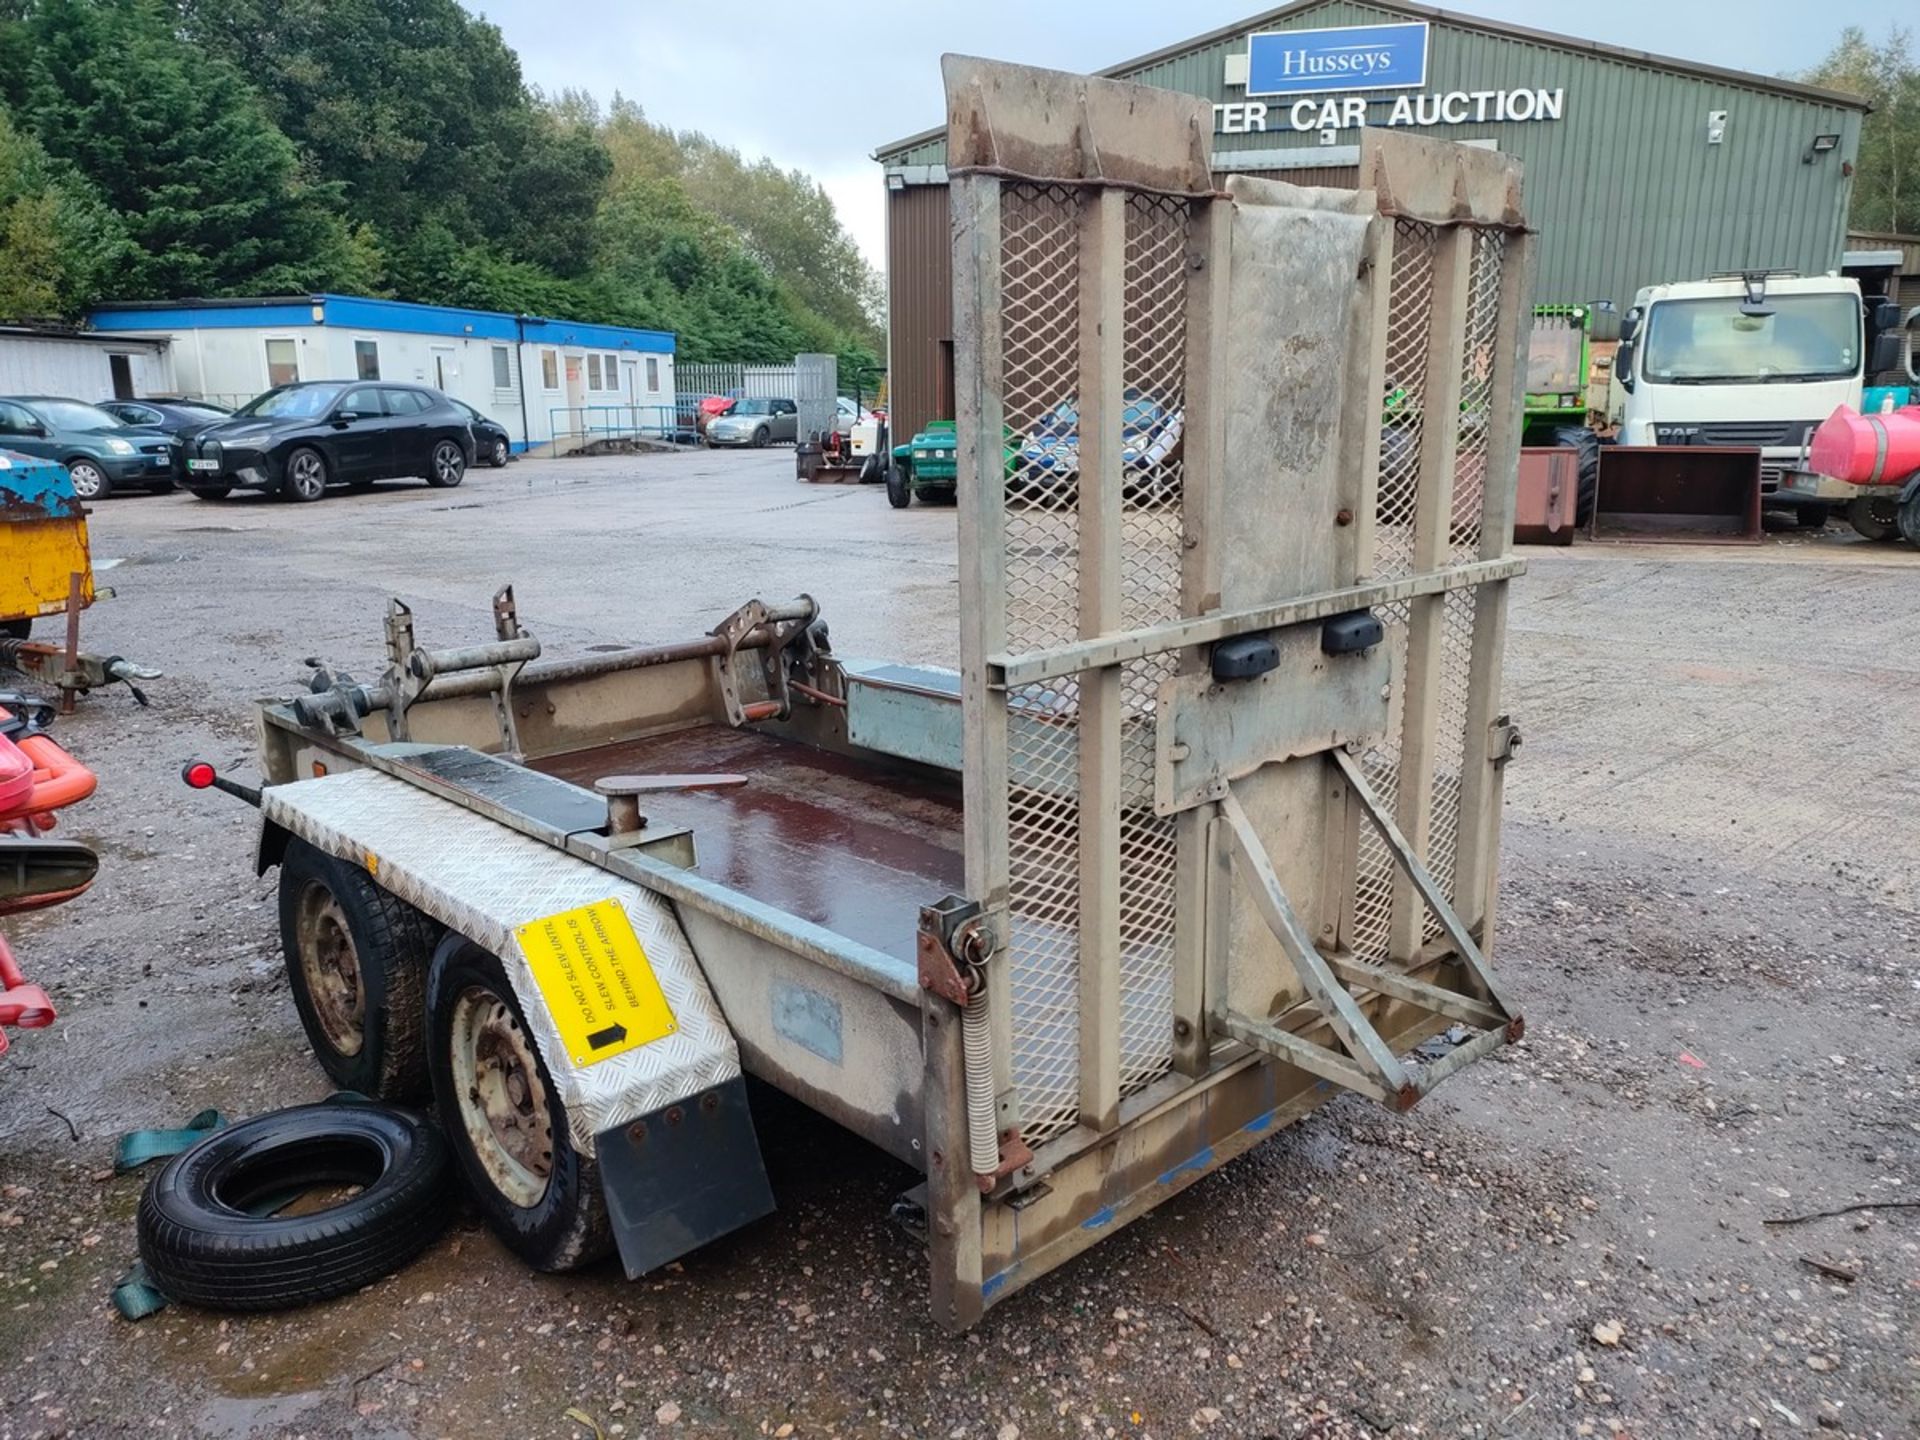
97,397,232,441
705,397,799,448
450,400,512,467
181,381,474,502
1012,392,1185,500
0,396,179,499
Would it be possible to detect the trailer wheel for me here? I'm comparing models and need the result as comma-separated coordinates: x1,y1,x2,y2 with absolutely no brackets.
886,463,911,509
136,1102,450,1311
1847,495,1900,541
426,936,612,1272
278,839,437,1101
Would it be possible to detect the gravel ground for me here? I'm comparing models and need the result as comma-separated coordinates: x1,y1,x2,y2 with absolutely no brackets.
1,448,1915,1440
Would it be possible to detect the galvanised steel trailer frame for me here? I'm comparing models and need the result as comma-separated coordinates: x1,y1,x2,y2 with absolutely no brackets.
224,56,1534,1331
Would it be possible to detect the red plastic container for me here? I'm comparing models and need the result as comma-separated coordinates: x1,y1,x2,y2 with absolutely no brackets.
1808,404,1920,486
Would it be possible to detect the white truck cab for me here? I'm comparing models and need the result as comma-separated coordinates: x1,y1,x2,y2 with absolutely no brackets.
1609,271,1906,518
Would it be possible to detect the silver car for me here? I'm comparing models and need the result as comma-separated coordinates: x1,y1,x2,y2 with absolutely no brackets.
705,398,799,448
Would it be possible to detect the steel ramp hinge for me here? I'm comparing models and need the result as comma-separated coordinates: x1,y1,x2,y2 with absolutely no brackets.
1210,769,1522,1113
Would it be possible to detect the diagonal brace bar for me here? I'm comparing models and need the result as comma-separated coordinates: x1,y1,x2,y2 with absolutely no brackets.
1332,748,1519,1021
1213,1008,1397,1105
1322,952,1508,1031
1217,789,1415,1101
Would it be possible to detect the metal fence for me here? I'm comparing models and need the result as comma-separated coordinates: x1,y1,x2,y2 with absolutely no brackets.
676,355,844,443
546,405,688,456
675,362,800,401
182,392,257,412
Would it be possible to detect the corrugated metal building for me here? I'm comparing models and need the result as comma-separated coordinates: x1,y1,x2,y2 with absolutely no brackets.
1846,230,1920,316
0,326,173,403
875,0,1868,442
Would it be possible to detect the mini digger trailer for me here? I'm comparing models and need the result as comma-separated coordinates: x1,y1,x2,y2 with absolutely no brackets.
193,58,1533,1330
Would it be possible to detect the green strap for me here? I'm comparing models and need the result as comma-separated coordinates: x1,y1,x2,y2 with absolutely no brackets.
109,1093,375,1322
111,1261,170,1321
113,1108,226,1173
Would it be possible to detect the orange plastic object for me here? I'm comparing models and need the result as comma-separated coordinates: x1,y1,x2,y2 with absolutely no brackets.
0,734,29,816
0,706,96,823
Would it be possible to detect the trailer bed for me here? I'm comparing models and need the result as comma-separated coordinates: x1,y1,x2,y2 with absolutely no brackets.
530,726,963,964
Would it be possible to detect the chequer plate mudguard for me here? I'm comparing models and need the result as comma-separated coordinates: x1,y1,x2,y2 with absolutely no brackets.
261,767,738,1156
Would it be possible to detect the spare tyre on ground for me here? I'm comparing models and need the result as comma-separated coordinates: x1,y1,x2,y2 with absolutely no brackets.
135,1101,451,1310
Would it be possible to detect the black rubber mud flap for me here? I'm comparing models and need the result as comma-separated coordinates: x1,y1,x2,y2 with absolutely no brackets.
595,1076,775,1278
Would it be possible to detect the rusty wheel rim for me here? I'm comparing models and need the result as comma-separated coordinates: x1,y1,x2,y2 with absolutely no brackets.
295,882,364,1057
449,984,553,1209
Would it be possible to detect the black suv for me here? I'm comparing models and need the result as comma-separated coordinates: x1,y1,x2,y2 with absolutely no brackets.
183,381,475,501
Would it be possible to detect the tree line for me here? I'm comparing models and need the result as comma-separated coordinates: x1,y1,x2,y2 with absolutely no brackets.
1803,26,1917,235
0,0,882,372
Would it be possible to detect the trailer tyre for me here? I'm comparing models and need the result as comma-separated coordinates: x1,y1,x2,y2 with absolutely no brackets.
279,839,437,1102
426,936,613,1273
136,1102,451,1311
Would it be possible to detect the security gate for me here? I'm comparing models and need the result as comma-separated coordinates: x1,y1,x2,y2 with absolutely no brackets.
927,57,1533,1325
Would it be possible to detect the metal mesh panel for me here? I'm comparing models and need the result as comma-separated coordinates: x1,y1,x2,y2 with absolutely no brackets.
1450,230,1504,563
1425,587,1477,911
1375,219,1437,582
1001,184,1083,656
1117,659,1177,1091
1352,219,1439,964
997,186,1195,1138
1112,192,1189,1096
1418,229,1508,928
1001,184,1085,1144
1349,595,1411,965
1006,680,1082,1143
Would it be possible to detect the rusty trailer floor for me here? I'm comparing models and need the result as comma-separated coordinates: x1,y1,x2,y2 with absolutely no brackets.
530,724,963,963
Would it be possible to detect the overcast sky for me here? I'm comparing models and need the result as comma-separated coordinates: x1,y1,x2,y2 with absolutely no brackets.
473,1,1891,270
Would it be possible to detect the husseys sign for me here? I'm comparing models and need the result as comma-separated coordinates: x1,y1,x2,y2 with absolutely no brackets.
1215,22,1567,135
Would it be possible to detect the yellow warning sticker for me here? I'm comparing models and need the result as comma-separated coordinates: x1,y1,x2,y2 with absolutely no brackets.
514,899,677,1066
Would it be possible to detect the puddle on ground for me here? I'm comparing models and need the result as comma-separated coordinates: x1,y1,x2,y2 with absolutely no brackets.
190,1390,333,1439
